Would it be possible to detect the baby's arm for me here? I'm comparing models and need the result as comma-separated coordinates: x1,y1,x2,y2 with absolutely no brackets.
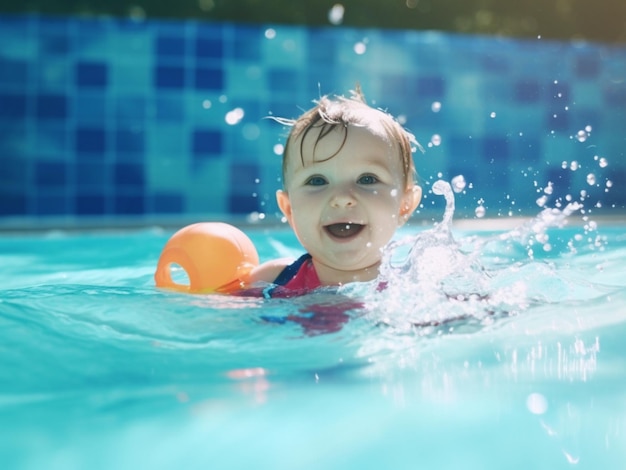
248,257,294,285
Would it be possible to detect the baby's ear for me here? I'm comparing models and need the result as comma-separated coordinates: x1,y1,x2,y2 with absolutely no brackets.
276,190,294,227
399,185,422,225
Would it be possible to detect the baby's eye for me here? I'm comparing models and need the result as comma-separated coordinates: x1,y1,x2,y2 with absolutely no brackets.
358,174,379,185
305,175,328,186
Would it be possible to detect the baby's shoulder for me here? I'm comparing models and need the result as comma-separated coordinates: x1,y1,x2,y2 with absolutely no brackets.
248,257,295,284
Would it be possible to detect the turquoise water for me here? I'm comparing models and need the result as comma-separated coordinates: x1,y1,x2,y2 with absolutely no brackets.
1,207,626,468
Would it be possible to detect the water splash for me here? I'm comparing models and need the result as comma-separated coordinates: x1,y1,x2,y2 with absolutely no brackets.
352,179,609,335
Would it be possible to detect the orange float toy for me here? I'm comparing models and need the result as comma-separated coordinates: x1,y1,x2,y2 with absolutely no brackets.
154,222,259,293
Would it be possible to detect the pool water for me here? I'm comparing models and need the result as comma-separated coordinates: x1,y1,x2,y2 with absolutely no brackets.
1,205,626,468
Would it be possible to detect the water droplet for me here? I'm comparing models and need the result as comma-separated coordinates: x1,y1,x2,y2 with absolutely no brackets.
570,161,579,171
264,28,276,39
585,125,592,132
451,175,466,193
225,107,244,125
598,157,608,168
490,111,496,118
354,41,367,54
273,143,284,155
575,130,588,142
431,101,442,113
544,182,554,195
202,99,212,109
328,4,345,25
475,205,486,218
430,134,441,146
586,173,596,185
390,189,398,197
606,180,613,188
536,195,548,207
561,161,568,169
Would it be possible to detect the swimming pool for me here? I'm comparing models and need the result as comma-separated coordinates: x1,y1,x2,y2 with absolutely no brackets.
2,194,625,469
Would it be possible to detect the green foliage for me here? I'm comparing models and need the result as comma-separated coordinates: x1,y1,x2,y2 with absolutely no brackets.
2,0,624,44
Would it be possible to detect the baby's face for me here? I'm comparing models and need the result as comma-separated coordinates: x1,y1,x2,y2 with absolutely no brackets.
277,124,418,283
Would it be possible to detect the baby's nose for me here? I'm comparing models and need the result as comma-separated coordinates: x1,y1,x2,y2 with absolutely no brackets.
330,190,356,208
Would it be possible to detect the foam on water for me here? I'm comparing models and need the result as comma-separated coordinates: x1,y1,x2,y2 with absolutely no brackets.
340,180,623,339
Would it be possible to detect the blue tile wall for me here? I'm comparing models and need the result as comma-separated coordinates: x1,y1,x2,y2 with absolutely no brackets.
0,13,625,227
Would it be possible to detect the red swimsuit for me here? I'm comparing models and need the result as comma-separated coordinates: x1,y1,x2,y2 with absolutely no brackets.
262,254,321,298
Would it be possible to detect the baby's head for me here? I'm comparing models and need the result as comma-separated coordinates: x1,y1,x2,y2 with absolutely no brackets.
275,88,422,284
280,89,420,190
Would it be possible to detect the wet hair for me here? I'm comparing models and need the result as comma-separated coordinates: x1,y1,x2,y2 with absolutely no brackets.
274,86,421,188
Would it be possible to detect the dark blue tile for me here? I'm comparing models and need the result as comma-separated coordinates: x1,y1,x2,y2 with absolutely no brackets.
546,109,570,132
575,54,600,79
115,128,145,154
192,129,222,155
0,58,29,86
195,37,223,59
36,94,68,120
75,194,107,215
154,65,185,89
448,135,477,163
114,162,145,188
35,193,67,215
228,194,259,214
0,93,27,118
512,136,542,164
76,61,108,88
0,192,27,215
151,192,184,214
35,161,67,188
548,81,570,102
155,35,186,59
482,136,510,161
230,163,260,187
75,127,107,156
604,84,626,107
514,79,542,103
114,195,145,214
415,76,445,99
194,67,223,90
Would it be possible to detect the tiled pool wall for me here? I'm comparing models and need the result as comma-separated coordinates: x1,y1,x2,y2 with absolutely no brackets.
1,14,625,228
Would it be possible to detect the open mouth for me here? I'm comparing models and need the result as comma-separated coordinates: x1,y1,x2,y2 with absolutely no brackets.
324,223,365,239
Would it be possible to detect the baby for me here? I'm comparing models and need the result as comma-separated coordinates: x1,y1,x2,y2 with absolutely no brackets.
249,88,422,294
